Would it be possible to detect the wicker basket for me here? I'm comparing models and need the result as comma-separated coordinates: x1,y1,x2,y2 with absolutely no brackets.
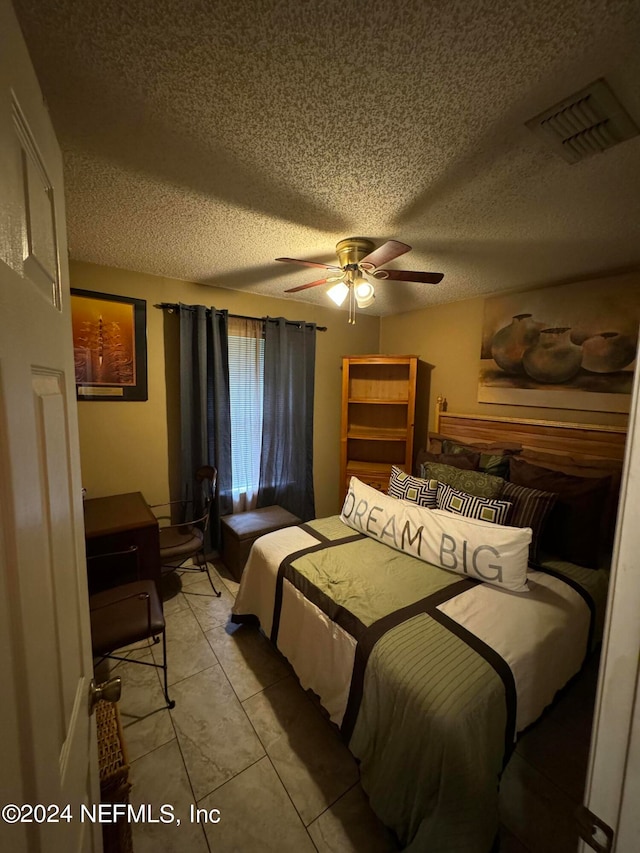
96,700,133,853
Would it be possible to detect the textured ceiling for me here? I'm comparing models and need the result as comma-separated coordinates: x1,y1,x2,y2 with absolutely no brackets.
13,0,640,316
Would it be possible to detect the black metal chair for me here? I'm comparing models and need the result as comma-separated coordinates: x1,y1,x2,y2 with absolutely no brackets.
87,547,175,709
150,465,222,597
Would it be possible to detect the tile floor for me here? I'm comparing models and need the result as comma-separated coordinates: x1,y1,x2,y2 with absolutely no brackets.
96,559,598,853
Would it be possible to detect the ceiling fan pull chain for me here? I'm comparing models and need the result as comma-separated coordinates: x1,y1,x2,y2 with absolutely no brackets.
348,282,356,324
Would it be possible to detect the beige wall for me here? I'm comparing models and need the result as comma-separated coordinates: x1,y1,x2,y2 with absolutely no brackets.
379,279,634,436
72,261,380,517
74,262,634,515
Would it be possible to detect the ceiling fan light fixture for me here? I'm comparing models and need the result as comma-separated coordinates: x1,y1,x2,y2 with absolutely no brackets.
277,238,443,321
354,278,375,308
327,281,349,306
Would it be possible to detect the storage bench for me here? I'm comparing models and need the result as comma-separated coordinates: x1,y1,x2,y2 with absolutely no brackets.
220,505,301,582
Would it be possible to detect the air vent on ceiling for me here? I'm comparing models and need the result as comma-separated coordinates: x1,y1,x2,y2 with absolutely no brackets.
526,78,639,164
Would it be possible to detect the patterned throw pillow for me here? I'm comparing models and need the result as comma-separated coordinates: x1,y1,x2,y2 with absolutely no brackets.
388,466,437,508
414,449,479,476
437,482,513,525
421,461,505,498
442,439,511,478
500,481,558,563
442,438,480,454
479,454,511,478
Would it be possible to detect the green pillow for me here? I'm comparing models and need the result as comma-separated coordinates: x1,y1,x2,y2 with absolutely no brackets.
478,452,510,478
421,461,505,498
443,439,510,478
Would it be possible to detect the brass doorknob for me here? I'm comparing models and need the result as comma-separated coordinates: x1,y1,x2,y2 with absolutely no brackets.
89,677,122,713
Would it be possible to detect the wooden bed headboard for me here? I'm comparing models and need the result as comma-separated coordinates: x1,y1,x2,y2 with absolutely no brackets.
433,396,627,463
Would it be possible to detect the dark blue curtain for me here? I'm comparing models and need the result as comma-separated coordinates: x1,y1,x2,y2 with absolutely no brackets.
258,318,316,520
179,304,232,548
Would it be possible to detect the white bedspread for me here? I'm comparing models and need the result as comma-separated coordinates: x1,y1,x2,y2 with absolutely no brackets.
438,570,590,732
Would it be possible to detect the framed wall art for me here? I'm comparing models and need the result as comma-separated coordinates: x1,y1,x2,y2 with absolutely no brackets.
478,273,640,413
70,289,148,401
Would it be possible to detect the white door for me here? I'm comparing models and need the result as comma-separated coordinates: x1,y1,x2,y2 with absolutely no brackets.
579,344,640,853
0,2,101,852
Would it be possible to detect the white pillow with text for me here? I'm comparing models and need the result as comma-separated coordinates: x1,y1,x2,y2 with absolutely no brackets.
341,476,532,593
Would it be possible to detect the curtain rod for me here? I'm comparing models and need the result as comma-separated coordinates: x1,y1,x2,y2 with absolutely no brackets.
154,302,327,332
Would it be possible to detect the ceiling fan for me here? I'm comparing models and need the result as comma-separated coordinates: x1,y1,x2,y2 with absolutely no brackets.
276,238,444,324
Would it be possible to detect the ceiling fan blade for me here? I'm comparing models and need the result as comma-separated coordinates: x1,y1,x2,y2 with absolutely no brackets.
276,257,341,271
284,277,334,293
359,240,411,270
375,269,444,284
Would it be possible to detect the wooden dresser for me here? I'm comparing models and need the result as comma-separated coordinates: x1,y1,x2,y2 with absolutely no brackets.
84,491,161,593
340,355,418,500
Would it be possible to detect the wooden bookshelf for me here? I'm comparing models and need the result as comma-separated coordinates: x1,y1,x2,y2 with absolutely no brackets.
340,355,418,499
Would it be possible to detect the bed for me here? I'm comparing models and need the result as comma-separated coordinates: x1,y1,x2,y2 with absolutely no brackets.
232,401,625,852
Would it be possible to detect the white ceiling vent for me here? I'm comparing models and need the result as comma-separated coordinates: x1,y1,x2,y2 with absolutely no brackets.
526,78,639,164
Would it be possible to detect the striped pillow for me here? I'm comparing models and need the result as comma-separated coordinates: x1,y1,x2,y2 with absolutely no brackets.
437,482,512,525
501,480,557,562
388,466,438,508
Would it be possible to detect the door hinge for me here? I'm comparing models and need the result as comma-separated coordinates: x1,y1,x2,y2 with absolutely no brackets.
576,805,614,853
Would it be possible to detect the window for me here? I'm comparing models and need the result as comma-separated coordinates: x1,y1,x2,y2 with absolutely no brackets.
228,318,264,511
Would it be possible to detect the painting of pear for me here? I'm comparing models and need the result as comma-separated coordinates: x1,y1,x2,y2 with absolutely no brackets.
490,314,545,374
522,328,583,383
479,274,640,412
581,332,636,373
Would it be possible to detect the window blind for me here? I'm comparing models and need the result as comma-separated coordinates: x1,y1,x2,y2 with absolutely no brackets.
228,318,264,510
